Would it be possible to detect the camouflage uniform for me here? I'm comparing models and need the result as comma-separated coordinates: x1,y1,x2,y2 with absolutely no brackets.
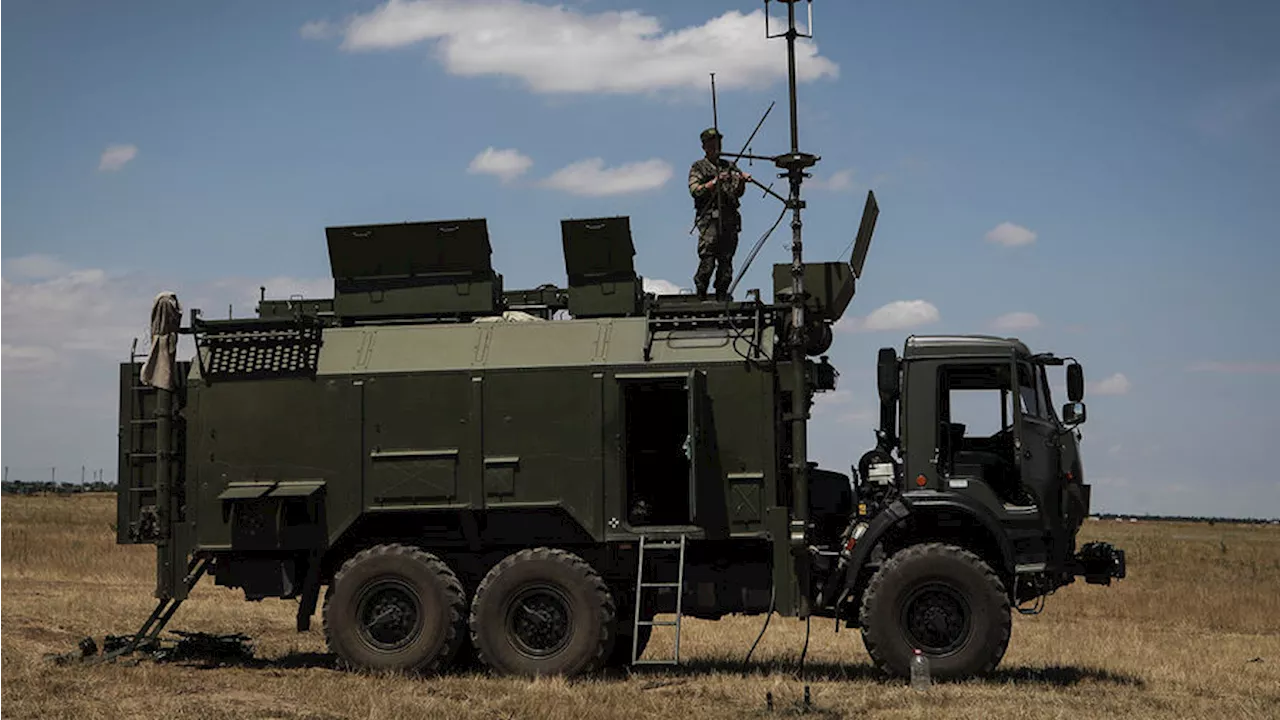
689,129,746,300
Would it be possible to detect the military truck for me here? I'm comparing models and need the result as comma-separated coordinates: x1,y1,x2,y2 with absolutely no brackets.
115,211,1125,681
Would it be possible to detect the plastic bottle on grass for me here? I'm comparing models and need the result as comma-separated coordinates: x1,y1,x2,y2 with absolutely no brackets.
910,649,931,690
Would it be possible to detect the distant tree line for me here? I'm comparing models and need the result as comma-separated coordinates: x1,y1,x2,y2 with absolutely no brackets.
2,480,120,496
1092,512,1278,526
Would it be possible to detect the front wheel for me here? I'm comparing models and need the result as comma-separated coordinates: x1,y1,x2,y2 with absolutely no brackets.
859,543,1011,681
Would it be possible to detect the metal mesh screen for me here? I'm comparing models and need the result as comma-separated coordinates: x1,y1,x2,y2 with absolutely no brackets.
201,325,322,380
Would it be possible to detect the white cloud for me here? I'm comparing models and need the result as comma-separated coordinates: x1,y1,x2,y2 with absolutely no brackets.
984,221,1036,247
214,275,336,315
468,147,534,183
808,169,854,192
811,389,851,415
643,278,685,296
1,344,63,374
1,269,151,369
1088,373,1131,396
838,300,940,333
990,311,1041,331
98,144,138,172
539,158,671,196
838,409,877,426
1,259,339,483
3,254,71,280
300,20,335,39
1186,362,1280,374
1,261,334,378
306,0,838,95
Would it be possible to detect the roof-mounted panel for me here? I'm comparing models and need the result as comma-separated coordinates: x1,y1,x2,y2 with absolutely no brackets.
326,219,493,282
560,216,642,318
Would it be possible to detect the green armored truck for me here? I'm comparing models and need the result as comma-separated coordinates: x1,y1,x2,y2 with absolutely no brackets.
116,211,1125,681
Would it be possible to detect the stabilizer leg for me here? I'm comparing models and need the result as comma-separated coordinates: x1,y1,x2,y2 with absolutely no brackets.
101,555,210,662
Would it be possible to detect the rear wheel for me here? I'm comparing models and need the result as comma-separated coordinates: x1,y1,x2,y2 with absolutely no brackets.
322,544,467,674
859,543,1010,681
469,548,616,677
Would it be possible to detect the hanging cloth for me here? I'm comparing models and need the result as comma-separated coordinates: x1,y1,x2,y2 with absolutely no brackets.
140,291,182,390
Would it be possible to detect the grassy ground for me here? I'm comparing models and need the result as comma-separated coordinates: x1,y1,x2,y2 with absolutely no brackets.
3,493,1278,719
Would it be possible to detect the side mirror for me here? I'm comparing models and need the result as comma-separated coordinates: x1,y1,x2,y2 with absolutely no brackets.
1063,401,1086,425
877,347,899,401
1067,363,1084,402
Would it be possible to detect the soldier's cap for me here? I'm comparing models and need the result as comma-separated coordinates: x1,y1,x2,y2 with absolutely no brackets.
700,127,723,142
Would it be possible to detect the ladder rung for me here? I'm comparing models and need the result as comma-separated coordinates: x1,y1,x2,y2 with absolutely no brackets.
633,659,679,666
640,582,680,589
642,542,684,549
638,620,679,627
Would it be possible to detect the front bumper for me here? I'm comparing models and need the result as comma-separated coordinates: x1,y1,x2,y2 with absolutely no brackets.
1073,541,1127,585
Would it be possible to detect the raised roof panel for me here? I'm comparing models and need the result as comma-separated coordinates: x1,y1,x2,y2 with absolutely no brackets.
560,216,636,284
326,219,493,281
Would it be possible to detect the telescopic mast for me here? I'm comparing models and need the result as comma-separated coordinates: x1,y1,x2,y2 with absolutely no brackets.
770,0,820,617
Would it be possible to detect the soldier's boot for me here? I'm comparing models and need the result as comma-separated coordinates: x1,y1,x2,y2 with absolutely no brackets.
714,261,733,302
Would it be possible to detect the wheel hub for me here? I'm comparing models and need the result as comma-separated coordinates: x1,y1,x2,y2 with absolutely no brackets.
356,580,423,652
506,585,573,659
902,582,971,655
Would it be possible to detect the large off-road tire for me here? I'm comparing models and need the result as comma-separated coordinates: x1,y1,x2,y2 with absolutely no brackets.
469,548,616,677
859,543,1011,681
323,544,467,674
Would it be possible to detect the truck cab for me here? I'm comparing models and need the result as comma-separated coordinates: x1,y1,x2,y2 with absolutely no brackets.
820,335,1124,679
899,336,1092,579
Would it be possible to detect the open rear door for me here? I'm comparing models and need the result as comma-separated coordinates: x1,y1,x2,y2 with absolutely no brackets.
686,369,709,525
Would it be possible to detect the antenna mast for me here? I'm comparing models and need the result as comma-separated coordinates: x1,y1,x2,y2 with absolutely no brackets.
715,0,825,618
769,0,819,618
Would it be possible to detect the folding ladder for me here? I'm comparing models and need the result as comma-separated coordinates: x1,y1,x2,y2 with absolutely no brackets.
632,534,688,665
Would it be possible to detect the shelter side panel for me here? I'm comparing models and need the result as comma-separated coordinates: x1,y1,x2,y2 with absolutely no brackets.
481,369,604,540
192,377,361,549
362,372,473,510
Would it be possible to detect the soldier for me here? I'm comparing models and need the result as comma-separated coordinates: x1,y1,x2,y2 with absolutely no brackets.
689,127,750,301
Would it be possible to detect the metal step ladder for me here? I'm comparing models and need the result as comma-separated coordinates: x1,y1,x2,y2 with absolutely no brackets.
631,534,687,665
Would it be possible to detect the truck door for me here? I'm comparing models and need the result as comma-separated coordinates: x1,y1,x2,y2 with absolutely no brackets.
1012,360,1065,536
686,368,710,526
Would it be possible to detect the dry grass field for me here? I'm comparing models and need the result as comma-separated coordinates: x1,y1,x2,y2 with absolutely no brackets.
3,493,1278,719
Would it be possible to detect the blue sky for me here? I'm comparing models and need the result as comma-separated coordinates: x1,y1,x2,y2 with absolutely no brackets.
4,0,1279,518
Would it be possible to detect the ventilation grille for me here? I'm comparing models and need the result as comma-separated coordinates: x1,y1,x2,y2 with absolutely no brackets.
201,324,322,380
